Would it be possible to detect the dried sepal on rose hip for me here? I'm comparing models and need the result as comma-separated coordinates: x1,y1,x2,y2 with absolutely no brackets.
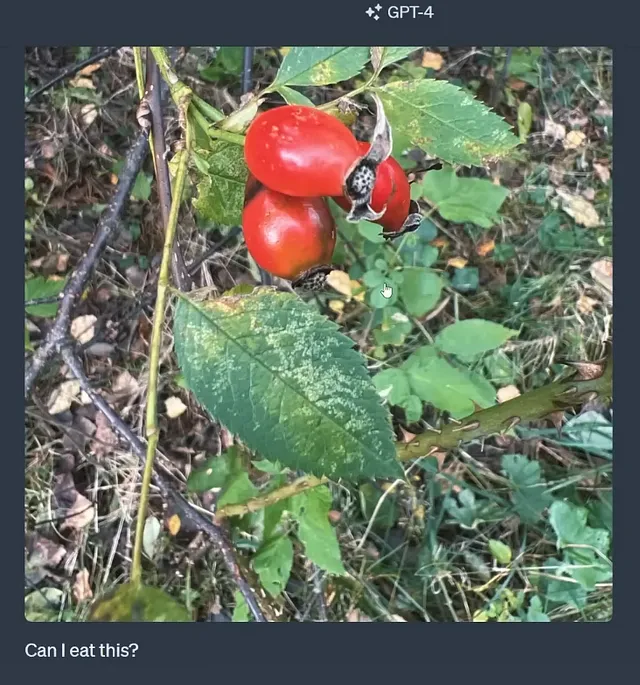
242,175,336,288
244,95,392,224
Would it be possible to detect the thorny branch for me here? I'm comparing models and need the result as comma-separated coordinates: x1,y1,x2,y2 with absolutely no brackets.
59,346,267,622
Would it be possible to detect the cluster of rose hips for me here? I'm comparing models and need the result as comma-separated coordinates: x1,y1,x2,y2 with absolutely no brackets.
241,96,422,288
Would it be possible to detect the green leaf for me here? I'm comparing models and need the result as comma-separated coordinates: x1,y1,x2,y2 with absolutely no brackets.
562,411,613,454
253,535,294,597
376,80,519,166
200,47,244,81
113,159,151,201
526,595,550,622
484,351,518,384
359,482,398,530
25,324,33,351
403,346,495,419
291,486,346,575
252,459,285,475
444,489,487,529
488,539,512,565
187,450,237,493
217,471,259,509
502,454,553,524
272,47,370,87
173,289,401,481
232,590,251,622
543,559,587,609
276,85,315,107
89,583,191,622
422,168,510,227
369,281,398,308
451,266,479,293
400,268,443,316
373,47,421,73
358,221,386,243
435,319,519,362
25,588,65,622
549,501,610,556
517,101,533,143
401,394,423,423
193,140,247,227
373,307,413,346
25,276,66,318
373,367,411,405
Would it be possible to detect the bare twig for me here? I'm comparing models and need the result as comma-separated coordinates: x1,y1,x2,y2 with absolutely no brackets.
59,346,267,622
25,129,150,397
25,47,119,105
187,226,242,277
145,49,193,292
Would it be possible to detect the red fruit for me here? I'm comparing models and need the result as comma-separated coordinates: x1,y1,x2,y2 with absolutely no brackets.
244,105,361,197
242,177,336,282
334,142,411,232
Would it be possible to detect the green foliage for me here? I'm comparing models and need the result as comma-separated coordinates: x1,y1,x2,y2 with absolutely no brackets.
173,289,400,481
488,539,512,565
253,535,294,597
502,454,553,524
272,47,370,88
25,276,66,318
373,307,413,347
232,590,251,622
193,140,247,228
112,159,151,202
400,268,444,317
276,85,315,107
421,167,510,227
372,47,421,73
89,583,191,622
200,47,244,81
444,489,496,530
291,486,346,575
451,266,479,293
376,80,519,166
434,319,518,362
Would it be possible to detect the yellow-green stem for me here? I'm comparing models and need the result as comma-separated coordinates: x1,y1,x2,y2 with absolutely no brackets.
133,48,145,99
130,99,192,588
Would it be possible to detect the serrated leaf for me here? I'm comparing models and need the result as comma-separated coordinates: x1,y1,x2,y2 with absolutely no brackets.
422,168,510,227
276,86,315,107
502,454,553,524
217,471,259,509
563,411,613,454
25,276,66,318
174,289,401,481
187,448,238,493
291,486,346,575
403,346,495,419
549,501,610,556
376,80,519,166
373,367,411,405
526,595,550,622
373,47,421,73
193,140,247,227
89,583,190,622
400,268,443,316
272,47,370,87
200,47,244,80
253,535,294,597
435,319,518,362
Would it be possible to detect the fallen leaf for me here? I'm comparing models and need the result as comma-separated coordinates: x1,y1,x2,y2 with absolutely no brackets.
328,300,345,313
91,411,118,458
497,385,521,403
421,51,444,70
556,187,602,228
56,253,69,272
543,119,566,141
563,130,586,150
73,569,93,603
507,78,528,91
25,533,67,584
78,62,102,77
476,239,496,257
351,280,366,302
549,165,565,186
70,76,95,89
80,104,99,128
48,380,81,415
165,396,187,419
577,294,598,314
431,237,449,249
142,516,162,560
582,187,596,201
593,162,610,183
167,514,181,536
326,270,353,300
54,474,95,532
71,314,97,344
447,257,468,269
590,258,612,293
111,370,140,398
40,140,60,159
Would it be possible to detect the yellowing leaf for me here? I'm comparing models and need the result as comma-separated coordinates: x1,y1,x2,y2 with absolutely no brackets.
328,300,345,313
48,380,81,415
326,270,353,300
447,257,468,269
476,239,496,257
421,51,444,70
167,514,181,536
577,294,598,314
70,76,95,89
78,62,102,77
564,130,586,150
556,187,602,228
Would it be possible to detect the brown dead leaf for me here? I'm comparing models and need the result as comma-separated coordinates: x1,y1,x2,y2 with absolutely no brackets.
556,187,602,228
48,380,81,415
582,187,596,201
577,294,598,314
62,491,95,531
421,51,444,70
431,237,449,249
111,370,140,398
71,315,97,344
497,385,521,403
543,119,566,141
593,162,610,184
326,270,353,300
73,568,93,603
54,473,95,532
447,257,468,269
476,239,496,257
40,139,60,159
507,77,528,91
590,258,612,293
165,396,187,419
70,76,95,90
549,165,565,186
78,62,102,77
25,533,67,584
563,130,586,150
91,411,118,458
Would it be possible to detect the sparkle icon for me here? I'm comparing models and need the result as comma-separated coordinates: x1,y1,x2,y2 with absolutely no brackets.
366,7,375,17
365,4,382,19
